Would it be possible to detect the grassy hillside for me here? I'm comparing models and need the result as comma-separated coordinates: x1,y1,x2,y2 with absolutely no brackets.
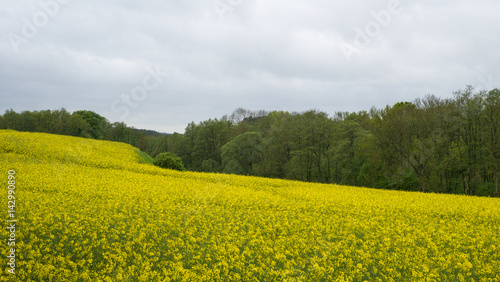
1,130,499,281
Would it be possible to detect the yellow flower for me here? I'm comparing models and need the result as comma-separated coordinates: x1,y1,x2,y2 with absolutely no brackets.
1,129,499,281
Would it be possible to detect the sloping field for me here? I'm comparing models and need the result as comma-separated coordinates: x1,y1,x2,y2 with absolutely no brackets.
1,130,499,281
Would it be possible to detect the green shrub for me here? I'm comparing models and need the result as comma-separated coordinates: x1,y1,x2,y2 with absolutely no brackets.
153,152,185,171
135,150,154,164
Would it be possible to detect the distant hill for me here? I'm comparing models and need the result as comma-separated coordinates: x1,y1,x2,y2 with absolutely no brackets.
132,128,173,136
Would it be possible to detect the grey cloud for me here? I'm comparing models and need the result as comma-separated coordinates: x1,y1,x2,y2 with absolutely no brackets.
1,0,499,133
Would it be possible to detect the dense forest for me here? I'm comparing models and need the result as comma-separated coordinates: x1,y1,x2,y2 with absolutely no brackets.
2,86,499,197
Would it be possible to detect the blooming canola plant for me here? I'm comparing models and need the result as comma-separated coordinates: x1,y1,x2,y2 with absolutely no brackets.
0,130,499,281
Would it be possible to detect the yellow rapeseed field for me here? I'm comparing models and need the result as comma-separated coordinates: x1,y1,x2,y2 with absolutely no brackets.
1,129,499,281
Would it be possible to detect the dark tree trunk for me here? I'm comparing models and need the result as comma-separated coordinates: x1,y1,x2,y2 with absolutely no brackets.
495,164,499,197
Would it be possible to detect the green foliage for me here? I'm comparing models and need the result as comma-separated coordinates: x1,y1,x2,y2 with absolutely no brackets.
107,122,137,144
174,95,500,196
254,111,291,179
221,132,262,175
0,108,92,137
74,110,108,139
153,152,185,171
135,150,154,164
201,159,220,172
3,86,500,196
179,118,232,172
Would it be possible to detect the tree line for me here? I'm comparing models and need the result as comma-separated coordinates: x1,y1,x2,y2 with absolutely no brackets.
1,86,499,196
0,108,177,158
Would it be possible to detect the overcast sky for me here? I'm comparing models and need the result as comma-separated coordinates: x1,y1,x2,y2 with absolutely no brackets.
1,0,499,133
